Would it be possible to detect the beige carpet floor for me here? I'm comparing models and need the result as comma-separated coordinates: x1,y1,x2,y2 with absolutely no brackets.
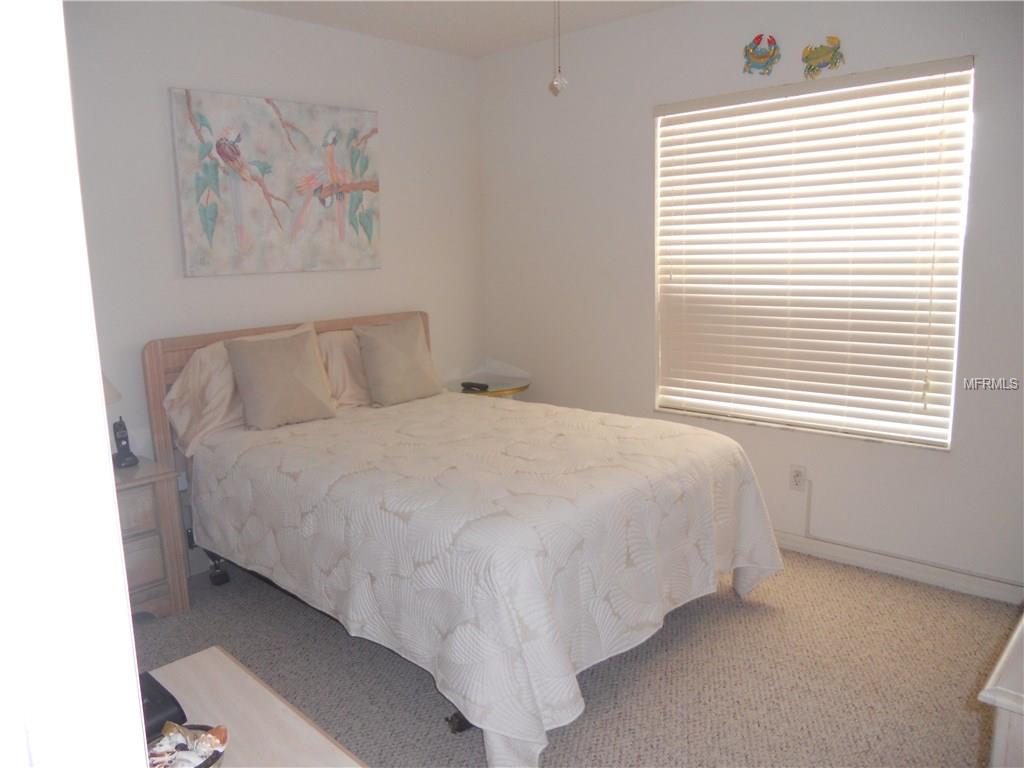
134,551,1020,767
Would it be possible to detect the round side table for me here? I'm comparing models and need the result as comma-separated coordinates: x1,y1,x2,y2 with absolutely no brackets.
448,379,530,398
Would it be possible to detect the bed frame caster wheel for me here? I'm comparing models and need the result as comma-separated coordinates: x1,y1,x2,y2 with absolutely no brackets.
204,550,231,586
445,710,475,734
209,565,230,586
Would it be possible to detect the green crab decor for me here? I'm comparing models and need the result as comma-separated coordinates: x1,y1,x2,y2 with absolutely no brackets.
743,34,781,75
802,36,845,79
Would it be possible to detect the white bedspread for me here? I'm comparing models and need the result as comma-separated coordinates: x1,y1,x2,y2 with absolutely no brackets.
191,393,782,766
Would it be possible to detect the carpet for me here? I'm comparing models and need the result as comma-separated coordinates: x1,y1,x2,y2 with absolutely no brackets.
133,551,1019,767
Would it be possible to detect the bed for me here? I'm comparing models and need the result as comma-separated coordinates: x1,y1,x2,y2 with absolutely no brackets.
144,311,783,767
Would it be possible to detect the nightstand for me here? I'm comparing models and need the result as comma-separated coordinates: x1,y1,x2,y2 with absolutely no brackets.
448,378,530,398
114,457,189,617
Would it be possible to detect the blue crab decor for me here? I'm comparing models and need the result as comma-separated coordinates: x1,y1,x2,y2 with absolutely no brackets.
802,36,845,79
743,34,781,75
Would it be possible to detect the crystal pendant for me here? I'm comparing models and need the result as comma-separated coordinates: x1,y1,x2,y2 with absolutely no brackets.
548,71,568,96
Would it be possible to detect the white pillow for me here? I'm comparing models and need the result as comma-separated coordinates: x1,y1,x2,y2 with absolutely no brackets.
225,330,335,430
354,315,442,407
318,330,371,408
163,323,316,456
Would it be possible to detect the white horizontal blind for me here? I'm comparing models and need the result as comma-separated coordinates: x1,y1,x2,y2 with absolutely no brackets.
655,58,974,447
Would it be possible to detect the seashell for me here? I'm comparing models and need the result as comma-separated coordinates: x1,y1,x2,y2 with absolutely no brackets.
150,721,226,766
208,725,228,747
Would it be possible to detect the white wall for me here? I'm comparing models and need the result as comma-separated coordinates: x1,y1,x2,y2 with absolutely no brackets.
66,2,1022,596
479,3,1023,590
64,2,483,457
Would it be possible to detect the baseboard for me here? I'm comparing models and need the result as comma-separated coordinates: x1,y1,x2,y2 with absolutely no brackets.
775,531,1024,604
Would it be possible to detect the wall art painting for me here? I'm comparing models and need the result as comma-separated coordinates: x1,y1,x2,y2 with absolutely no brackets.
170,88,380,276
743,34,781,75
802,36,845,79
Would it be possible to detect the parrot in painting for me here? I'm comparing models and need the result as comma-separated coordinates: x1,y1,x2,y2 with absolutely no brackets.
215,132,289,252
290,127,380,244
215,134,252,251
317,128,346,208
291,128,350,242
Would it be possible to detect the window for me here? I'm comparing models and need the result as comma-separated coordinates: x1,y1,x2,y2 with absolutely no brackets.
655,57,974,448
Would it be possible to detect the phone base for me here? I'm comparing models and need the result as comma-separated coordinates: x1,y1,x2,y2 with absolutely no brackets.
113,451,139,469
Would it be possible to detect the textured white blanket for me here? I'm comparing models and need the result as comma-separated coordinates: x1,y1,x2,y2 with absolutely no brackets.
191,393,782,766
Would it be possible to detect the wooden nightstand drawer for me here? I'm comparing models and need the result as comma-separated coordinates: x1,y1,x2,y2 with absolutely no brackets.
114,458,189,616
117,484,157,535
124,532,166,589
130,582,172,617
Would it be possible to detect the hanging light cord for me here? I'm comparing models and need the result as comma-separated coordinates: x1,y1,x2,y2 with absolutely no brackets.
554,1,561,77
549,1,566,95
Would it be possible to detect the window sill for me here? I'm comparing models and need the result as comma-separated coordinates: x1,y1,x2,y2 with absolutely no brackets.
653,405,952,452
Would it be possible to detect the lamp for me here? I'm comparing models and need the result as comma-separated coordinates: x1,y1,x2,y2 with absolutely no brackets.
102,373,121,406
103,372,138,469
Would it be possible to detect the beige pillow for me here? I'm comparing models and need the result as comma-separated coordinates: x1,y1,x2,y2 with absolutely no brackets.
225,330,335,430
163,323,315,455
354,315,442,407
318,330,371,408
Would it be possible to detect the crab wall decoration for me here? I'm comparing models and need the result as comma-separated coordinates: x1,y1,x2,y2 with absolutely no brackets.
743,34,781,75
802,36,845,79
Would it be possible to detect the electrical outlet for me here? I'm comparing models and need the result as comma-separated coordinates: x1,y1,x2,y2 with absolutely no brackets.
789,465,807,491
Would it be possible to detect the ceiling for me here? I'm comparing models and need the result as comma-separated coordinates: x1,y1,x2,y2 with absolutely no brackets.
234,1,675,58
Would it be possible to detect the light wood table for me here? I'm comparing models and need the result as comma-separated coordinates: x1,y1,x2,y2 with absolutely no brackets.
150,646,365,767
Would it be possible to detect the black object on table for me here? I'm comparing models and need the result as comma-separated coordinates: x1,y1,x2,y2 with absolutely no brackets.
140,671,187,740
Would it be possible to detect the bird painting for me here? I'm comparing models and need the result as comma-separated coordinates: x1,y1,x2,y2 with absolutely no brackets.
290,127,380,245
170,87,381,276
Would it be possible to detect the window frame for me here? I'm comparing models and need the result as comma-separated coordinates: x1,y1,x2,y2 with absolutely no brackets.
653,56,975,450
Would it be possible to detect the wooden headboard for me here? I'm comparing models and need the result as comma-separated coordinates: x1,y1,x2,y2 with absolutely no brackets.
142,310,429,469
